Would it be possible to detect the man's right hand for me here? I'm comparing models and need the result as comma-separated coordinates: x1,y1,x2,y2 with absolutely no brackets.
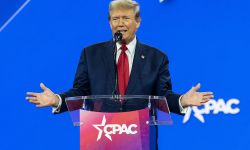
26,83,59,108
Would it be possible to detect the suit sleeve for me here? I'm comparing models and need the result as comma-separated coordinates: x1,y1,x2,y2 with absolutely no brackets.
57,49,90,113
155,54,182,115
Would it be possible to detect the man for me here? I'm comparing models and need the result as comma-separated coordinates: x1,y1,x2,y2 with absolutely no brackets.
26,0,213,149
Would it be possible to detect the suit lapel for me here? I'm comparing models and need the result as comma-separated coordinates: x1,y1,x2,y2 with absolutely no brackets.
101,40,146,95
102,41,116,89
126,41,146,94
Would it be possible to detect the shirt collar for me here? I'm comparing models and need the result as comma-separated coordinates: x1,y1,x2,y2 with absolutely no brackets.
116,36,137,55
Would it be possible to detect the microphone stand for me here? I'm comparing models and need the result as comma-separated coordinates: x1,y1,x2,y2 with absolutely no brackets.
112,31,123,98
112,43,118,96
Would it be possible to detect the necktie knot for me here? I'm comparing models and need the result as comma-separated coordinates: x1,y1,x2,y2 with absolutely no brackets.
121,44,128,52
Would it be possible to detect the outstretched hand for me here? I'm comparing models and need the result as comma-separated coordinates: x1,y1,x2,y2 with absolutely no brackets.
26,83,59,107
180,83,214,108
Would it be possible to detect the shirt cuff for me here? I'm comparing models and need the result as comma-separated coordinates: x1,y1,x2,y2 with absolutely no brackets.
179,95,188,114
52,94,62,113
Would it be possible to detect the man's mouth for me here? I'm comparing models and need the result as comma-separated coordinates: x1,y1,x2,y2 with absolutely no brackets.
118,30,127,34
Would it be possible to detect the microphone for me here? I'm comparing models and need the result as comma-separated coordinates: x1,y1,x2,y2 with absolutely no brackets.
113,31,123,42
112,31,123,96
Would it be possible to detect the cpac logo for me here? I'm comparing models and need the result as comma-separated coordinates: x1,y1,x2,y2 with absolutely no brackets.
93,115,138,141
183,98,240,123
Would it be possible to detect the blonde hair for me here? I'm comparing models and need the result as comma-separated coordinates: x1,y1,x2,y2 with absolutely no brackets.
108,0,140,20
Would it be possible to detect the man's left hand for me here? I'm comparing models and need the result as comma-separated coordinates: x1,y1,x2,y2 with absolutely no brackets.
180,83,214,108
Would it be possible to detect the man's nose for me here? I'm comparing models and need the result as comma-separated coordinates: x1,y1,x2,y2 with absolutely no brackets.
118,18,125,26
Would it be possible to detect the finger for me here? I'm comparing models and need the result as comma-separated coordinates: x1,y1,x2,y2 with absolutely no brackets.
189,83,201,93
198,102,204,106
192,83,201,91
201,101,209,104
193,102,203,106
26,92,39,97
36,104,43,108
201,92,214,96
27,98,40,104
201,98,210,103
29,100,40,104
36,104,47,108
202,95,214,99
40,83,48,91
26,96,41,105
26,97,37,101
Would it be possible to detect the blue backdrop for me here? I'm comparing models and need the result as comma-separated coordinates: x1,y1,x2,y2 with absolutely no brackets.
0,0,249,149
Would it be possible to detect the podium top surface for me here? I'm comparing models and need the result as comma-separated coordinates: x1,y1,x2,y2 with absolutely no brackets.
65,95,173,126
65,95,166,101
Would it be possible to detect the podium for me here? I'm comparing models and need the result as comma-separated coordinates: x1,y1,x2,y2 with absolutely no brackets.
65,95,172,150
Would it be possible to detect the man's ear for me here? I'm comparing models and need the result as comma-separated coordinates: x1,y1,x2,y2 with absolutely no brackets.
136,18,141,29
109,20,112,30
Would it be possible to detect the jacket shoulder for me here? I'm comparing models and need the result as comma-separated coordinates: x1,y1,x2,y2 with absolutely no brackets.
85,41,112,50
139,43,168,60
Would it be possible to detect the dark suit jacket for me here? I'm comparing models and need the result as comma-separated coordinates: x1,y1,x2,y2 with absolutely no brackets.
58,40,182,150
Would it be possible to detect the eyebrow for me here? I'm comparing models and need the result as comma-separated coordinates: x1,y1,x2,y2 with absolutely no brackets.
111,15,134,18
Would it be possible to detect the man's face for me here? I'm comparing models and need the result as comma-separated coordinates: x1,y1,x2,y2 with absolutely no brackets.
109,8,141,43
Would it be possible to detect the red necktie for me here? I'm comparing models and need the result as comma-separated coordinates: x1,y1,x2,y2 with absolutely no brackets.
117,43,129,96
